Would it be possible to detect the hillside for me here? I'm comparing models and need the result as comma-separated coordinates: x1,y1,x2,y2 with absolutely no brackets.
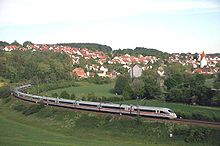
1,97,220,146
113,47,170,58
58,43,112,53
0,50,72,83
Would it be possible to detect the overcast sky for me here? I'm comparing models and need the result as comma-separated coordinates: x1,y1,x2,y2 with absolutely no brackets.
0,0,220,53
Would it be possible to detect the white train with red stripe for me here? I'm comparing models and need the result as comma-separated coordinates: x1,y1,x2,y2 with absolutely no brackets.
13,84,177,119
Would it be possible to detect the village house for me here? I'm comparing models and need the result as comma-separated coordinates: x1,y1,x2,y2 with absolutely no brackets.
129,64,143,78
4,45,18,51
72,68,86,78
157,66,165,77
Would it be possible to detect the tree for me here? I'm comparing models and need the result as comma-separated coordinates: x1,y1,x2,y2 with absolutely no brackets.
130,78,145,98
191,85,212,105
0,85,11,98
211,92,220,106
51,93,58,98
164,77,178,90
0,41,9,47
214,73,220,89
166,88,183,102
59,90,70,99
191,74,206,87
216,63,220,68
23,41,33,47
70,93,76,99
141,69,162,99
114,75,130,95
11,40,21,46
181,87,191,103
0,50,72,83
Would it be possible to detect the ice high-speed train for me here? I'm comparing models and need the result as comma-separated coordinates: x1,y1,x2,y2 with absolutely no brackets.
13,84,177,119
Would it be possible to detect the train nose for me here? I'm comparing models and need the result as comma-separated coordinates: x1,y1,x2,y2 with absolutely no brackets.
173,113,177,119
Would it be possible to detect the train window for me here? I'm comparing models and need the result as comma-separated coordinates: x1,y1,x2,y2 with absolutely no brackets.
48,100,55,102
59,101,74,105
79,103,97,107
168,110,174,113
160,111,167,114
102,106,121,109
139,109,155,112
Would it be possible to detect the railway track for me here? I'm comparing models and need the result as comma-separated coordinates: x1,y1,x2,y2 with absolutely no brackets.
174,118,220,127
13,94,220,128
12,84,220,128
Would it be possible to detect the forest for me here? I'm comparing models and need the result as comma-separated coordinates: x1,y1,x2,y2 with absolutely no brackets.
0,50,72,83
112,47,170,58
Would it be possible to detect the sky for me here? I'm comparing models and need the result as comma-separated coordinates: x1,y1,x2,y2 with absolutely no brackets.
0,0,220,53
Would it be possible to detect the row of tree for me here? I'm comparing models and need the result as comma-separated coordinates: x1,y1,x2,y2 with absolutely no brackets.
112,47,169,58
114,63,220,106
114,70,161,100
58,43,112,53
0,40,23,47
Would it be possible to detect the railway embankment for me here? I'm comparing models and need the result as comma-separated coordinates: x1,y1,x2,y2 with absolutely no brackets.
1,96,220,146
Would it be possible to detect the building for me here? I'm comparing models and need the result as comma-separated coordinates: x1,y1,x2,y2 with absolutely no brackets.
200,51,207,68
157,66,165,77
129,64,142,78
72,68,86,78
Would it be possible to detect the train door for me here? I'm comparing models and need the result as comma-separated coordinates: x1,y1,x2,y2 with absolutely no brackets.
97,103,102,111
74,101,79,107
129,105,134,114
124,106,129,111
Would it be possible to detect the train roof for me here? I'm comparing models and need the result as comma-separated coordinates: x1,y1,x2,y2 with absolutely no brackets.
138,105,171,111
57,98,75,103
78,100,100,105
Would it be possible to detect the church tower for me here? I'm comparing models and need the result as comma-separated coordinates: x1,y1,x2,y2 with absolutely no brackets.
200,51,207,68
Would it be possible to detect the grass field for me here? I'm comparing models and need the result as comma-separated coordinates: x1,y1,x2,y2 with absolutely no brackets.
1,98,220,146
42,82,118,98
119,99,220,121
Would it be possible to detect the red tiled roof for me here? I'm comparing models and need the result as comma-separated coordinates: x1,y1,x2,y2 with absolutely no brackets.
72,68,86,78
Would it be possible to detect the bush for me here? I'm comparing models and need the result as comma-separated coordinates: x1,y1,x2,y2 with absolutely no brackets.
212,113,220,122
37,108,57,118
82,96,87,101
173,125,190,136
88,76,112,84
3,96,11,103
87,92,96,99
13,104,28,112
114,75,130,95
51,93,58,98
175,111,191,119
0,85,11,98
192,112,211,121
70,93,76,99
185,127,211,142
23,104,45,116
59,90,70,99
30,81,77,94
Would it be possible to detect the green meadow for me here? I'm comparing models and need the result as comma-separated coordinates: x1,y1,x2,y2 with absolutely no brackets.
42,82,118,98
0,98,220,146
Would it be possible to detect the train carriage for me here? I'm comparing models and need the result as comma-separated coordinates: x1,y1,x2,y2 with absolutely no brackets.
12,84,177,119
